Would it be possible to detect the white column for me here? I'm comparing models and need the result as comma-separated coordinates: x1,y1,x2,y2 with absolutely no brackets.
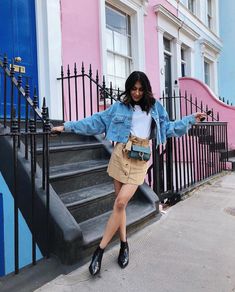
213,57,219,95
35,0,62,120
157,26,165,96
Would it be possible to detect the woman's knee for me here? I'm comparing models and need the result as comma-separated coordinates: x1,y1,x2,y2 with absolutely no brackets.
114,198,126,210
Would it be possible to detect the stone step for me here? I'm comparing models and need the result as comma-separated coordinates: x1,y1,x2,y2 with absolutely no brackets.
49,159,111,195
79,199,157,248
36,142,109,167
61,182,115,222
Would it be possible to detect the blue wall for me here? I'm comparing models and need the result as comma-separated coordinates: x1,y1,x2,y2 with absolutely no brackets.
0,173,42,275
218,0,235,105
0,193,5,276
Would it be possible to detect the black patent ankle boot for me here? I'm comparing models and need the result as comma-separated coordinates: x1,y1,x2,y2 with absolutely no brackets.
89,246,104,276
118,240,129,268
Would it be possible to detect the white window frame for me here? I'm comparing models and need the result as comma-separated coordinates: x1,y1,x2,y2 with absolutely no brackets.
105,4,133,90
201,40,219,94
100,0,146,85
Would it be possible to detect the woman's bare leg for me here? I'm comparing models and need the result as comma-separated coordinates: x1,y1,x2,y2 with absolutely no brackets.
99,183,138,249
113,179,126,242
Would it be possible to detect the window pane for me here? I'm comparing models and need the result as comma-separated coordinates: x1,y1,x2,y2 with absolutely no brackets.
204,61,210,85
115,55,127,78
106,75,115,88
115,77,126,90
107,52,115,76
114,31,129,55
181,63,186,77
208,0,212,15
181,48,185,60
164,38,171,52
106,28,113,51
106,5,127,35
188,0,194,13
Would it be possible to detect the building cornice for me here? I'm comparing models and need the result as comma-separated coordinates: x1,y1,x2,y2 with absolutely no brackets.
154,4,200,41
201,39,221,55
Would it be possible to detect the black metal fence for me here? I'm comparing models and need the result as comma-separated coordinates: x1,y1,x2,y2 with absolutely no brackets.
58,63,228,202
0,54,51,274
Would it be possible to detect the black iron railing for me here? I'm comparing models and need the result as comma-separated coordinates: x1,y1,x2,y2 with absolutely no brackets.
148,94,228,202
57,63,122,121
0,54,51,274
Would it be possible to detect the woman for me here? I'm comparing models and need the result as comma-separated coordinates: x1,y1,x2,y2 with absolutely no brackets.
52,71,206,276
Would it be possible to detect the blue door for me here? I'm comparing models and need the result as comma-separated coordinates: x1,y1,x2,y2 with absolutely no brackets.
0,0,38,118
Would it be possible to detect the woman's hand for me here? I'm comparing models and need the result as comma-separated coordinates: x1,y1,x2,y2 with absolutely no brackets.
194,112,207,122
51,125,64,134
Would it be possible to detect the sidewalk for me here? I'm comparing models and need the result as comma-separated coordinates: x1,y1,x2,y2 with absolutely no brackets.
36,172,235,292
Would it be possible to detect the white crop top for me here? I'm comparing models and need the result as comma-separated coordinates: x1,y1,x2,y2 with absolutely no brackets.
130,105,152,139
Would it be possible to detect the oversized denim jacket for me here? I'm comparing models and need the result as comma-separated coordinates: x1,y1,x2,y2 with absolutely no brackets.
64,101,196,147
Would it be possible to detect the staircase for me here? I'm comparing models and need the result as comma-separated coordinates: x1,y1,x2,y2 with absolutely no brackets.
42,124,159,263
0,119,159,265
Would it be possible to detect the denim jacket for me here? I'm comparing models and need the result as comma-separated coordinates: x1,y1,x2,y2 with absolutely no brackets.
64,100,196,147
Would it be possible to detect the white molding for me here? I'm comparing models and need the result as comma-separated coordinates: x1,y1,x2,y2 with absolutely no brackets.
35,0,62,120
154,4,200,41
100,0,146,78
166,0,179,9
201,39,220,55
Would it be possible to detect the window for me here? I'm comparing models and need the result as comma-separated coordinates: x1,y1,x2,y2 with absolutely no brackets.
207,0,212,29
163,37,171,53
163,37,172,97
204,60,210,86
188,0,195,14
105,4,132,90
181,47,186,77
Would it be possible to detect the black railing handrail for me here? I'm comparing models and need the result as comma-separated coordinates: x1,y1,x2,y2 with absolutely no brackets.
57,63,122,100
160,94,220,122
0,57,45,124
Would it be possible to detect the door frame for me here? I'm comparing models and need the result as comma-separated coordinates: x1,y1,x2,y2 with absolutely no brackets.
35,0,62,120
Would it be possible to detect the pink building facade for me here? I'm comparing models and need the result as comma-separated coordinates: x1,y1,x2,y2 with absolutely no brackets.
35,0,234,148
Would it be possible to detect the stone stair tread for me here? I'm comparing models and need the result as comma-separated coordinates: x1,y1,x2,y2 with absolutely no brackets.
37,142,103,153
79,200,156,245
228,157,235,162
60,182,114,207
50,159,109,179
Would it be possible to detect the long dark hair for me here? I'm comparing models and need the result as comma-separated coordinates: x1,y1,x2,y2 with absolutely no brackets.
120,71,155,113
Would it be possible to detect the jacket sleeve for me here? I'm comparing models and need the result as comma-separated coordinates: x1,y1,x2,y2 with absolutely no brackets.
63,103,117,135
156,101,196,139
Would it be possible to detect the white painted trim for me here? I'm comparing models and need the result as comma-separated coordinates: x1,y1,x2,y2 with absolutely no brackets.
166,0,179,9
100,0,146,84
35,0,62,120
154,4,200,40
155,4,199,95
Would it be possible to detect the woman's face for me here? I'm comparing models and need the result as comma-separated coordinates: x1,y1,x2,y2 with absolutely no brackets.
130,80,144,103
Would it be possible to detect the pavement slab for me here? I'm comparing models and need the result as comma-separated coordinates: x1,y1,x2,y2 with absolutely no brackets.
35,172,235,292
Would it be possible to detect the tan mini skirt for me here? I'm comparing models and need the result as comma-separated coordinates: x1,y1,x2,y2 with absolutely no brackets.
107,135,150,185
